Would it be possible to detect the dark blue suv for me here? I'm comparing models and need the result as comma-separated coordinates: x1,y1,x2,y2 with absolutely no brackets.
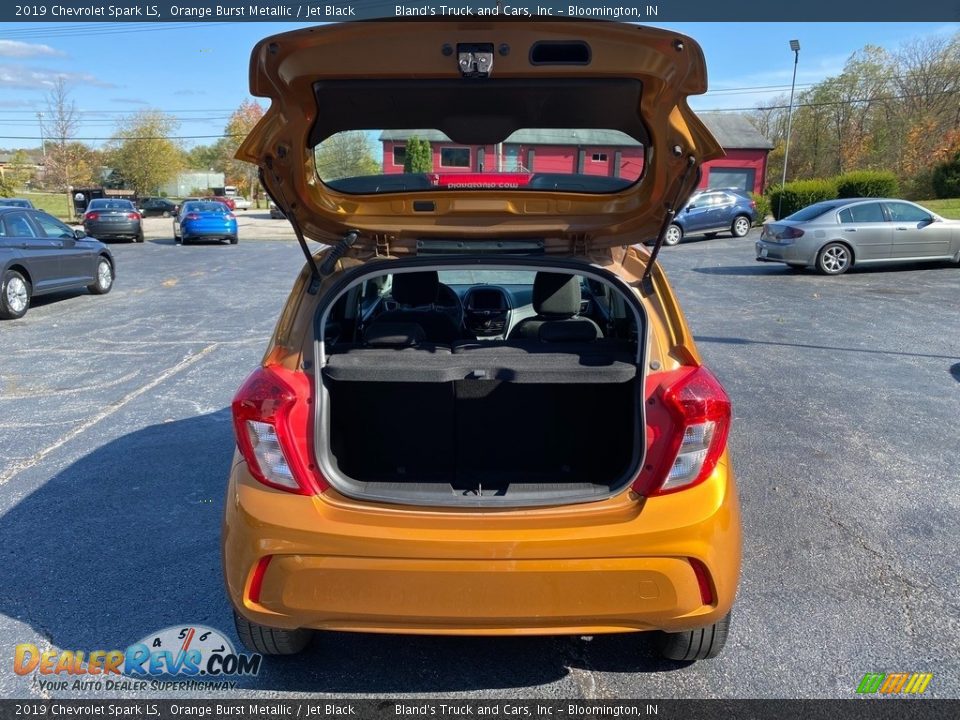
665,188,757,246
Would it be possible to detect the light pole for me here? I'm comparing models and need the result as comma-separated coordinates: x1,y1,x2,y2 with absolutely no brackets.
778,39,800,220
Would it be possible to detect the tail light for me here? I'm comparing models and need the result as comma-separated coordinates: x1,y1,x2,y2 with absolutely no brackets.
184,213,200,221
780,226,804,240
84,212,99,221
635,366,731,496
231,365,326,495
127,212,141,220
224,213,236,221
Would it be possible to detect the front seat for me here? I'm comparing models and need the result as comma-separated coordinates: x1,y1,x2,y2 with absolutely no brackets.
367,271,461,345
508,272,603,341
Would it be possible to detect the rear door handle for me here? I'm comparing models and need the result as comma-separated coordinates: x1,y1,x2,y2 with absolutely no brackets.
843,228,857,232
895,227,908,231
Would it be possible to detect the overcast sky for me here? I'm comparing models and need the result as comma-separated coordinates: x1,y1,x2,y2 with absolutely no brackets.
0,21,956,149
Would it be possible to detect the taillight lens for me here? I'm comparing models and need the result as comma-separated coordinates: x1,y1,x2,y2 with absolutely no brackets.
127,212,141,220
780,226,804,239
224,213,236,221
231,366,326,495
636,366,732,496
84,212,99,221
184,213,200,221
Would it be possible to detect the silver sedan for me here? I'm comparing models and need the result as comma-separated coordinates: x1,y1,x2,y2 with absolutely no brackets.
755,198,960,275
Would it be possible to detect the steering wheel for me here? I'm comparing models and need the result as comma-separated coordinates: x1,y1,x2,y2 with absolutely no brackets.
435,283,464,329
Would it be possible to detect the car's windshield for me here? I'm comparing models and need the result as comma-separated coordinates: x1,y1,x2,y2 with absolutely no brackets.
0,199,30,208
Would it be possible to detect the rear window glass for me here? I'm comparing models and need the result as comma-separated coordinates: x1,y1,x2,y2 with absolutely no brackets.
314,128,643,195
184,202,227,213
88,199,135,210
785,202,844,222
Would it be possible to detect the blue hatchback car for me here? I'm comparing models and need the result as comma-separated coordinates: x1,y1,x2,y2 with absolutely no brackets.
173,201,238,245
664,188,757,246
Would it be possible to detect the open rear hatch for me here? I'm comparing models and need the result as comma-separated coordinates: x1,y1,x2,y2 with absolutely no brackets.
238,19,723,257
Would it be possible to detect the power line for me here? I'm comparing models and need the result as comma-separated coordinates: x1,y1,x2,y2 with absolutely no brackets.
0,133,245,141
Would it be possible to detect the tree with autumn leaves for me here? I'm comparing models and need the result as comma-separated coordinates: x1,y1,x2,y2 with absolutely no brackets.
751,32,960,198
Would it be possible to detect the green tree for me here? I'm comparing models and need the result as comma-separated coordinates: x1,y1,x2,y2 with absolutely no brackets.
403,136,433,173
107,111,183,195
185,142,223,171
315,131,381,180
219,100,265,198
0,174,14,196
7,150,35,189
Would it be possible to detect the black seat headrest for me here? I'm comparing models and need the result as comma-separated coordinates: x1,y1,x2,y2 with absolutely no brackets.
539,320,598,343
391,271,440,307
532,272,581,317
363,322,426,348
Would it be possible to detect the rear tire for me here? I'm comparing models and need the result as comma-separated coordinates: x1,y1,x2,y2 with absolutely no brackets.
229,236,238,245
135,231,145,243
731,215,751,238
817,242,852,275
0,269,31,320
233,611,313,655
656,612,731,661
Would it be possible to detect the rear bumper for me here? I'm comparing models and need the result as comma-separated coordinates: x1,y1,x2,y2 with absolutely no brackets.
182,225,237,238
222,455,741,635
84,221,140,238
755,239,807,265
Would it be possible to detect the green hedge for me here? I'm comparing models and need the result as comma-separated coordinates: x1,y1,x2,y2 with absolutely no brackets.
835,170,899,198
932,155,960,199
768,179,838,219
749,192,771,224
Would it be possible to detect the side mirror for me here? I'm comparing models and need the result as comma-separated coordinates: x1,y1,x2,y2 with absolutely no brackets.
74,229,86,239
37,207,45,212
686,205,695,211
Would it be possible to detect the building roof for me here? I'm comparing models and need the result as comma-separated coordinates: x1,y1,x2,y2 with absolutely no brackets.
379,113,772,151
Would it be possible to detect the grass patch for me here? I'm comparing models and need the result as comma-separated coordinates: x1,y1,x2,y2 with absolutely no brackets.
921,198,960,219
20,192,75,220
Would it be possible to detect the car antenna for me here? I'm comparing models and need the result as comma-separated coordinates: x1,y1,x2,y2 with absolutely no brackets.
641,154,698,294
260,165,323,294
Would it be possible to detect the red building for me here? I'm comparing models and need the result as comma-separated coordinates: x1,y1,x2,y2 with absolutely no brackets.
379,113,772,195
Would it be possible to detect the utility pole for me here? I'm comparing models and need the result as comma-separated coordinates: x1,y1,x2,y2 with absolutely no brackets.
778,40,801,220
37,112,46,159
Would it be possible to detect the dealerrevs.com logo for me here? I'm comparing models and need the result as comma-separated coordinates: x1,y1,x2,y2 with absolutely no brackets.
14,625,262,692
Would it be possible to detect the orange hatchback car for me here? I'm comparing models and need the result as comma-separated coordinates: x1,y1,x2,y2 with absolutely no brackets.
222,20,742,661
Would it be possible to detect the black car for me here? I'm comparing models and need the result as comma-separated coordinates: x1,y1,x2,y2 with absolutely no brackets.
139,197,179,217
0,207,115,319
82,198,144,243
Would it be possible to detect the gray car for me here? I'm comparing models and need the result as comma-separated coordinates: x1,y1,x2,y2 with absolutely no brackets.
755,198,960,275
82,198,144,243
0,207,115,319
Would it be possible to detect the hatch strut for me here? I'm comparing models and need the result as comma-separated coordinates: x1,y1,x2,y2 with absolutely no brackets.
259,167,324,294
640,155,698,294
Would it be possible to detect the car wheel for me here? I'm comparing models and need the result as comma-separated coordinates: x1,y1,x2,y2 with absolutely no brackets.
664,224,683,246
731,215,751,238
135,231,145,243
162,211,171,218
230,236,238,245
0,269,31,320
234,611,313,655
817,242,852,275
87,257,114,295
656,612,731,661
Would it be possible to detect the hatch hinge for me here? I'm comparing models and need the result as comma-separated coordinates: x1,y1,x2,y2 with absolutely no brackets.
457,43,494,78
571,234,589,256
374,234,392,257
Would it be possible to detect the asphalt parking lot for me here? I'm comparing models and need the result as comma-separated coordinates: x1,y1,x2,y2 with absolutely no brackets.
1,215,958,699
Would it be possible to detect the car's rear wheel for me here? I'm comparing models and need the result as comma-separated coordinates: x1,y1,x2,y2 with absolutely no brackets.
731,215,751,238
0,269,31,320
135,230,145,243
664,224,683,246
817,242,852,275
88,258,114,295
162,210,171,218
656,612,731,661
233,611,313,655
229,236,238,245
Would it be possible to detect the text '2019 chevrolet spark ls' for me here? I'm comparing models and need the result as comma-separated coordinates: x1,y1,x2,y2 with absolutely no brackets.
222,20,742,662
